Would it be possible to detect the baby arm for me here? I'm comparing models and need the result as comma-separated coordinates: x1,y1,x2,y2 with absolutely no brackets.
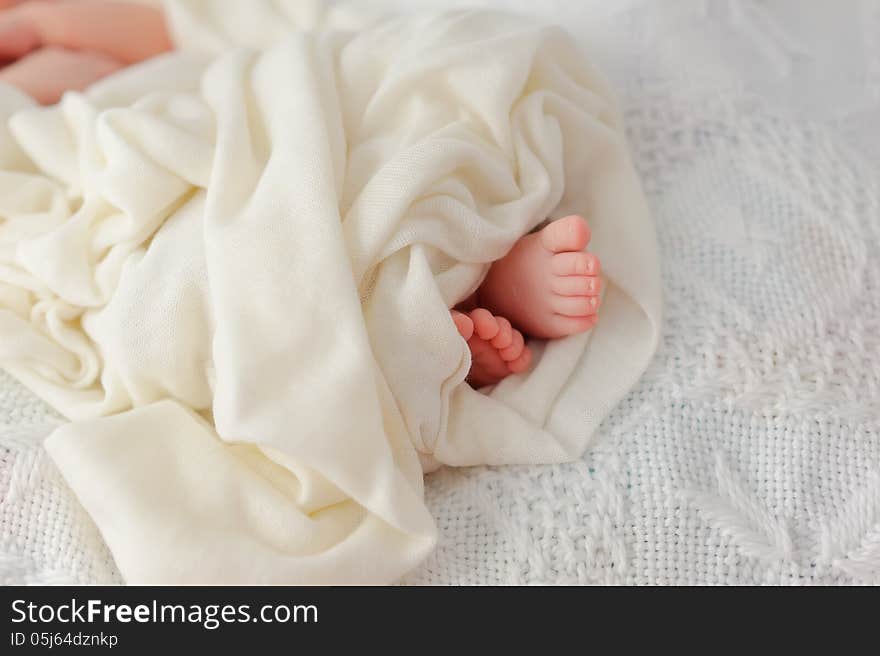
0,0,172,104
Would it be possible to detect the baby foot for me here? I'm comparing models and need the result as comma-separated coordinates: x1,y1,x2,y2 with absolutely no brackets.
476,215,601,339
451,309,532,387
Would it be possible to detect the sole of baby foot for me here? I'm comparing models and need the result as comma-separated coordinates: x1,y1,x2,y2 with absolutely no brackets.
476,215,601,340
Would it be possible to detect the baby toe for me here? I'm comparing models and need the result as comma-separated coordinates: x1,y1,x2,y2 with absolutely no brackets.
499,329,524,361
470,308,500,340
548,314,598,337
540,215,591,253
507,345,532,373
552,295,599,317
490,317,513,349
451,310,474,340
551,274,601,296
551,251,600,277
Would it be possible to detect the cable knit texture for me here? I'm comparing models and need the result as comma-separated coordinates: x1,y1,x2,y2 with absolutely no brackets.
2,0,879,584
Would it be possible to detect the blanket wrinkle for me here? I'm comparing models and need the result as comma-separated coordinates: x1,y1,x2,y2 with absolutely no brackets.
0,1,660,583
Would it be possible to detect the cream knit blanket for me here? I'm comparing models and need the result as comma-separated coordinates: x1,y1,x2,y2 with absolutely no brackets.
0,2,660,583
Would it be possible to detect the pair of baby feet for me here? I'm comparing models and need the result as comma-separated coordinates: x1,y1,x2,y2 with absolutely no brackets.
453,215,602,387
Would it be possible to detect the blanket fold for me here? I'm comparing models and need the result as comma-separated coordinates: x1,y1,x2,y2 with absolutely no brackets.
0,1,661,583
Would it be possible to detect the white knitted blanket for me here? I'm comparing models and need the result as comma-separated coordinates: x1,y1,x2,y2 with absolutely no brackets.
2,0,879,585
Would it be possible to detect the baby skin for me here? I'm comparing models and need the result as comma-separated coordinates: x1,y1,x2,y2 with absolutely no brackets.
0,1,603,388
453,215,601,387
